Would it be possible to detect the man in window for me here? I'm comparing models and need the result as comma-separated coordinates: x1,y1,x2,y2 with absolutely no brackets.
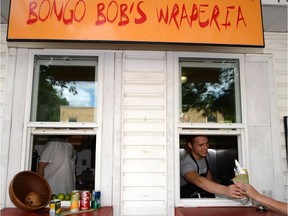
180,135,243,199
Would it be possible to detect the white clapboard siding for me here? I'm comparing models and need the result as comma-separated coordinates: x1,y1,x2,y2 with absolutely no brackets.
123,134,166,146
123,159,166,173
124,109,165,119
0,24,8,127
124,96,165,107
123,146,166,159
121,51,167,215
123,173,165,187
0,24,8,209
264,33,288,201
122,201,166,216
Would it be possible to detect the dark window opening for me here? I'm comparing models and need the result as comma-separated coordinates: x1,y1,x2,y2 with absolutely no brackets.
31,135,96,193
179,135,238,198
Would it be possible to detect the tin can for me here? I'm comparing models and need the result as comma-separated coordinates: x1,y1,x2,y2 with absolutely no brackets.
91,190,97,209
91,190,101,209
80,190,90,210
70,190,80,212
50,199,61,215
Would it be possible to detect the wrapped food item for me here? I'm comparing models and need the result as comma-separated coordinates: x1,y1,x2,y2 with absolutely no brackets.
232,160,250,205
233,160,249,182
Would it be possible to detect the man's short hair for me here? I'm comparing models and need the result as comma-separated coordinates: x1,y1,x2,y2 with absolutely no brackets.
186,135,208,144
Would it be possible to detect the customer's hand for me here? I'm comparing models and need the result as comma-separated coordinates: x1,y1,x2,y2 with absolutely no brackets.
235,183,259,200
236,183,288,215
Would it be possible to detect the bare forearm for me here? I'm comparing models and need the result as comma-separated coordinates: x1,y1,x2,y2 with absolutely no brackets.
236,183,288,215
37,162,48,177
254,193,288,215
184,171,241,199
196,177,227,195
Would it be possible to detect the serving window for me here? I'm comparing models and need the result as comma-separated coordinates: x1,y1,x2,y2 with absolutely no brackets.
176,55,247,206
179,135,238,188
31,134,96,191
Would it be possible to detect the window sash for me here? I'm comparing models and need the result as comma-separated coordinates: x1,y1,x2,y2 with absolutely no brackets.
174,53,248,207
22,50,104,192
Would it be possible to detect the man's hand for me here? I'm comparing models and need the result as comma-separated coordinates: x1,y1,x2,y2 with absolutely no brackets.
225,184,245,199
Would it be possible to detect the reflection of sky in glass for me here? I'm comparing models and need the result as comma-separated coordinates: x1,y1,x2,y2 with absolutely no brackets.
55,82,96,107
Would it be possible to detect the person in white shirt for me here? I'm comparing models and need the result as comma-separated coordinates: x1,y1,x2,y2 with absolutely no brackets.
37,136,77,195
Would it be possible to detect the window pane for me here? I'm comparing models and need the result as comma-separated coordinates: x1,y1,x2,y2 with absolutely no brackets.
180,59,241,123
31,56,98,122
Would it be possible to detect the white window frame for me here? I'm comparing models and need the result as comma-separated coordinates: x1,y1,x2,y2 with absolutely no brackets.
173,52,250,207
21,49,104,191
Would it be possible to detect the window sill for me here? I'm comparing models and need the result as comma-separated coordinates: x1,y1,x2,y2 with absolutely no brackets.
175,206,283,216
0,207,113,216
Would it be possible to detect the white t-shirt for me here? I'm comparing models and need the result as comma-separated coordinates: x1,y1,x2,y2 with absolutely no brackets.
180,153,210,186
39,141,76,195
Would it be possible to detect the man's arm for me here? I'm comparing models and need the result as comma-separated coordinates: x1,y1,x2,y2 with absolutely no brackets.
206,170,213,180
183,171,242,199
37,162,48,177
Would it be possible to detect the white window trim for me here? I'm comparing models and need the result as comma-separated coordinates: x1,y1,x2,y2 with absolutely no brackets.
21,49,105,192
173,52,250,207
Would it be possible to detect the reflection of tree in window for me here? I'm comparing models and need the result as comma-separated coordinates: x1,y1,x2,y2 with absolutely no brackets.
182,66,237,123
37,65,77,121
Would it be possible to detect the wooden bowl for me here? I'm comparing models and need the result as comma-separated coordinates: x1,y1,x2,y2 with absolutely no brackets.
9,171,51,211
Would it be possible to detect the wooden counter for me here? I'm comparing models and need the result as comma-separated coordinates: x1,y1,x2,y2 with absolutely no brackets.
0,207,113,216
2,206,285,216
175,207,286,216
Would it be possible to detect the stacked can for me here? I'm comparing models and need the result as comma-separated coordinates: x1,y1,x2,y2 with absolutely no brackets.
70,190,80,212
91,190,101,209
80,190,91,210
49,199,61,215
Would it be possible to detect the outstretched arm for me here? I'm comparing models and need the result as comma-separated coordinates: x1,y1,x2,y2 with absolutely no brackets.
183,171,243,199
236,183,288,215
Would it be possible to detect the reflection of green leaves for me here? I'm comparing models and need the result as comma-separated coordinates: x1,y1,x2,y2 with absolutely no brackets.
68,83,78,96
182,68,237,122
36,65,77,121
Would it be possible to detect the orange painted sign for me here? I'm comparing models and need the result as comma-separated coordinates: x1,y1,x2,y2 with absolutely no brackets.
7,0,264,46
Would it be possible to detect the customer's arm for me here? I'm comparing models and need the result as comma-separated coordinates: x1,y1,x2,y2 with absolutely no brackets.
236,183,288,215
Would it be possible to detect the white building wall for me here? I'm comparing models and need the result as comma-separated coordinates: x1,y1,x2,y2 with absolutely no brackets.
0,24,8,209
244,54,286,202
120,51,167,215
0,25,7,125
264,33,288,202
0,23,287,214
